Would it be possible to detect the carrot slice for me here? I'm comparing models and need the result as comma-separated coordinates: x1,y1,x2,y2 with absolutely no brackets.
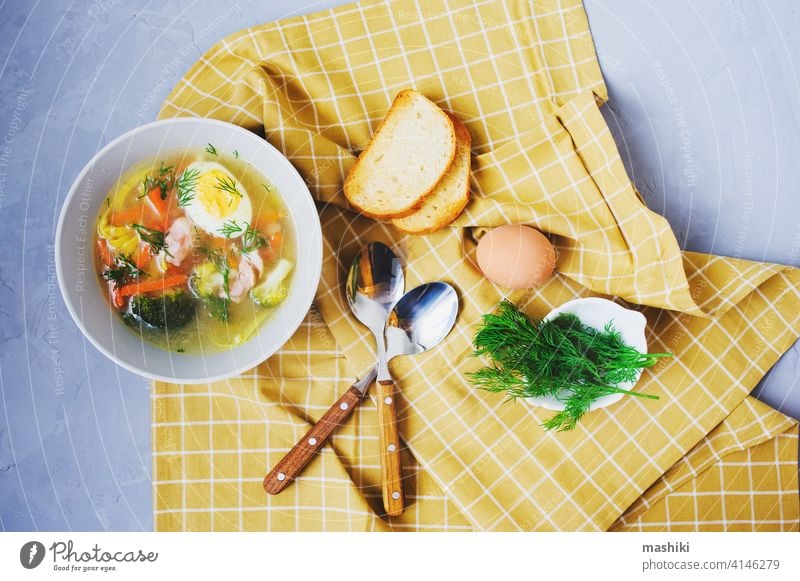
253,211,282,228
268,231,283,252
260,247,276,264
109,205,149,227
110,285,126,309
118,274,187,297
147,186,167,219
109,203,165,230
164,265,186,277
97,238,113,267
134,245,151,270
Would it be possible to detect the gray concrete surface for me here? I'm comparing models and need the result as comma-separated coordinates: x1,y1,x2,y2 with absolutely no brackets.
0,0,798,531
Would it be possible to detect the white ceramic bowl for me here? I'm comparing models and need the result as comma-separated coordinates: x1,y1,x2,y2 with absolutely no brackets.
55,118,322,383
525,297,648,411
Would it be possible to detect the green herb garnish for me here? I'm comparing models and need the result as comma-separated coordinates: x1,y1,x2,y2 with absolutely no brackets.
469,300,671,432
216,253,231,300
206,143,218,156
138,161,176,199
197,246,232,321
211,251,231,320
205,247,231,299
217,220,242,238
233,150,239,159
158,162,175,177
216,220,266,254
176,167,201,206
205,295,230,322
101,254,142,289
214,175,241,199
131,223,172,257
262,183,273,193
241,223,266,254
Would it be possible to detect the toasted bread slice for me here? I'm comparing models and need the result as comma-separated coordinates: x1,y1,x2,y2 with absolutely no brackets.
343,89,457,219
392,114,471,234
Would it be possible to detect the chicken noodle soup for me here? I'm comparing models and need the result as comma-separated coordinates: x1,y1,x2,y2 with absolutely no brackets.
94,147,294,353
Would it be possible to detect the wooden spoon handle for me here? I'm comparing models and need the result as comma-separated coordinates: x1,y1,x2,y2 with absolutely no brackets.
377,379,404,516
263,385,364,495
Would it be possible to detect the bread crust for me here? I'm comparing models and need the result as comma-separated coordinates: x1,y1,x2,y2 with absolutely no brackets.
392,113,472,234
343,89,457,219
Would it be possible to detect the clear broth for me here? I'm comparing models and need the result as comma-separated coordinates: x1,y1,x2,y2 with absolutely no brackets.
94,148,295,354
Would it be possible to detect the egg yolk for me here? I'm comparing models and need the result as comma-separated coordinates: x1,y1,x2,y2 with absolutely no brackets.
195,169,241,218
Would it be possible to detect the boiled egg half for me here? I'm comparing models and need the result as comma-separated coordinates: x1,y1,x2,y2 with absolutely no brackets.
182,161,252,237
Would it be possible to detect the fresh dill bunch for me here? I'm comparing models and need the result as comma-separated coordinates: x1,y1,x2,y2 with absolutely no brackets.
469,300,671,432
176,167,201,206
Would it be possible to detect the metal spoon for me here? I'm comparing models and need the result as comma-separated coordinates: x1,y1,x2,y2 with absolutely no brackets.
377,282,459,514
385,282,460,362
263,242,403,496
262,280,460,502
345,242,406,515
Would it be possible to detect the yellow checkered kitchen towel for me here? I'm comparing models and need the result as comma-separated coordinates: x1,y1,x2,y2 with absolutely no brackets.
153,0,800,531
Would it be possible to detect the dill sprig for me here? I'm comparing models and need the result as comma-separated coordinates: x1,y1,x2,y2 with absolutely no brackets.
131,223,172,257
214,252,231,300
216,220,266,254
205,143,218,156
205,296,230,322
101,254,142,289
469,300,671,432
198,246,231,320
241,223,266,254
214,175,242,199
217,220,242,238
139,161,176,199
212,252,231,321
176,167,201,206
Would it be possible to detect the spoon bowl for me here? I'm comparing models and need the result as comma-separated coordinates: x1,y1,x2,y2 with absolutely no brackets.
345,242,404,335
386,282,459,360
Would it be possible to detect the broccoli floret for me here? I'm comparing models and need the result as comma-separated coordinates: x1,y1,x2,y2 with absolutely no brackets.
190,260,225,297
190,259,231,320
250,259,293,308
128,291,196,330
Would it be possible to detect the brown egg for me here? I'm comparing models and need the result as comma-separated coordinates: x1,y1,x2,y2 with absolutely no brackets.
476,225,556,289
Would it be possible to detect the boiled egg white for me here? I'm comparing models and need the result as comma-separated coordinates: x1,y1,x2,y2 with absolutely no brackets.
182,161,252,237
